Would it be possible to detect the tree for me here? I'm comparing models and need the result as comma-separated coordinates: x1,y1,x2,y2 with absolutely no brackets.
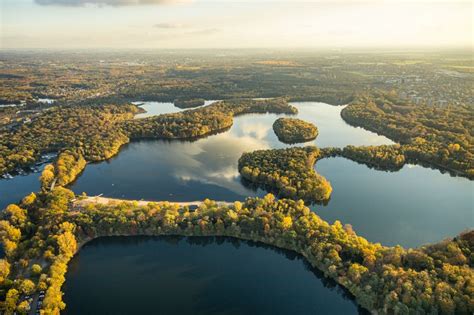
0,259,10,283
5,204,27,226
19,279,35,295
31,264,42,275
281,216,293,230
40,164,55,190
56,230,77,259
4,288,19,315
17,300,31,314
21,192,37,206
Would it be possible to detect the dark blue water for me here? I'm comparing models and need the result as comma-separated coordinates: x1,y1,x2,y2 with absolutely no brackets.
314,158,473,246
63,236,362,315
0,166,43,210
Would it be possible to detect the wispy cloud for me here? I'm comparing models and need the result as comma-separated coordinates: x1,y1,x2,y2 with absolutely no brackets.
188,28,220,36
154,23,188,29
35,0,192,6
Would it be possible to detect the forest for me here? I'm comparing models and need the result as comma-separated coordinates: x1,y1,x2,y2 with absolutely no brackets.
238,146,332,202
272,117,318,144
342,92,474,178
317,145,407,171
0,105,138,176
0,187,472,314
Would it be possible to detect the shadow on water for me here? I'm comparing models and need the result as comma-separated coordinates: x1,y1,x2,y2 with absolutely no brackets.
64,235,368,315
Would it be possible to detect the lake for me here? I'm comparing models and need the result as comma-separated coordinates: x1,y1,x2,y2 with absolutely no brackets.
69,101,473,247
134,100,218,118
63,236,363,315
2,100,472,314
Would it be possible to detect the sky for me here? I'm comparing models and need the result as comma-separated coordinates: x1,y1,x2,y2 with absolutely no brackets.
0,0,472,49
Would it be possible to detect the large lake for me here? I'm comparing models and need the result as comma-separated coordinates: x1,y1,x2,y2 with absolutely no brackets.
63,236,362,315
69,101,473,248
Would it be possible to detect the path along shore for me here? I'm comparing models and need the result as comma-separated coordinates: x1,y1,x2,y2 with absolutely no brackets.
73,196,233,210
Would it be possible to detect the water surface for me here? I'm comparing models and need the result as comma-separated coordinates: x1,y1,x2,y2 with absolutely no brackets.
0,167,42,210
2,101,472,247
69,102,473,248
134,100,218,118
314,158,473,246
63,236,361,315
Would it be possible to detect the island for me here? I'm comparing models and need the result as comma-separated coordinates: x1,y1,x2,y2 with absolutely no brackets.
272,117,318,144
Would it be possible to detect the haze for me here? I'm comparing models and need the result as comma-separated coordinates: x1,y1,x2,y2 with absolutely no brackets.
1,0,472,49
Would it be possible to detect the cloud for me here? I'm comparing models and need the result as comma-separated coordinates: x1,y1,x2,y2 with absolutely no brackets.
152,24,220,38
154,23,187,29
188,28,219,36
35,0,191,6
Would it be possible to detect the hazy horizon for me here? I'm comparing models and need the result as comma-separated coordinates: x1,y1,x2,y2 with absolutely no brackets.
1,0,472,50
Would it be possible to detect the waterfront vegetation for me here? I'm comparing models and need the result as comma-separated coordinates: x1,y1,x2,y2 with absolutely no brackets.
122,98,297,140
0,98,296,178
238,146,332,202
174,98,206,109
0,105,138,176
0,188,472,314
272,117,318,144
39,149,87,190
341,93,474,178
318,145,407,171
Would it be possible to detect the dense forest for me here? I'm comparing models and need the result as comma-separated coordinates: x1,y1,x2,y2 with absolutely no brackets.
2,51,471,110
342,93,474,178
0,187,472,314
272,117,318,144
238,146,332,202
0,105,138,176
318,145,407,171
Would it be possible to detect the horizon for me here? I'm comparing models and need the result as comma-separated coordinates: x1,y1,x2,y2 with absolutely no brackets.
1,0,472,50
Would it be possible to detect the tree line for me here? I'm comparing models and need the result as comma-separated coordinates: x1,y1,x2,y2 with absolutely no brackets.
342,92,474,178
0,187,472,314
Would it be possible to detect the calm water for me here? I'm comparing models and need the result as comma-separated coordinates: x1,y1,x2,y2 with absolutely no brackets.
134,100,218,118
71,102,394,202
315,158,473,246
63,236,362,315
70,102,473,247
0,166,43,210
